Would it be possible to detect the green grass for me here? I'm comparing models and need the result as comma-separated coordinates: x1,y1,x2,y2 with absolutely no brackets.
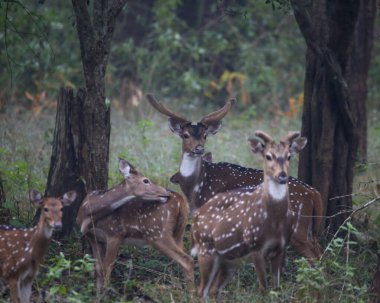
0,105,379,302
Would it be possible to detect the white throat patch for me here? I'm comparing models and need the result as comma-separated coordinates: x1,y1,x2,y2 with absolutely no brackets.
268,180,288,201
180,153,199,177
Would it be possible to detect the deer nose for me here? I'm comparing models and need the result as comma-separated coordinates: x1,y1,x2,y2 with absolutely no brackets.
193,145,204,155
53,222,63,230
278,172,288,184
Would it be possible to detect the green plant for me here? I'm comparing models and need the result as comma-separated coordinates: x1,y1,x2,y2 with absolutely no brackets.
39,252,95,302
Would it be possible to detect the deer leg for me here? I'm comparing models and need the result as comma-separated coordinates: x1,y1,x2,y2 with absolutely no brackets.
290,234,320,264
209,260,236,299
88,237,107,291
197,254,220,299
19,276,33,303
251,252,267,291
8,277,21,303
102,237,122,287
270,250,285,289
150,238,194,282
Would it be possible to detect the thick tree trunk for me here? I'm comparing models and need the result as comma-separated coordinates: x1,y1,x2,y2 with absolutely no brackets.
348,0,376,163
45,88,87,236
292,0,374,235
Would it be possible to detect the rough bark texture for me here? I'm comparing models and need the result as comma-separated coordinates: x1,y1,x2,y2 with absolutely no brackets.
45,88,87,236
292,0,375,235
348,0,376,163
45,1,127,236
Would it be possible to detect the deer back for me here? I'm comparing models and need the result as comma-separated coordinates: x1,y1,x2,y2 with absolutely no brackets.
86,191,189,245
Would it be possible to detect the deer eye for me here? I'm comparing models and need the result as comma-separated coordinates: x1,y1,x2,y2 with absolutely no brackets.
143,179,150,184
44,208,49,212
266,155,272,161
182,133,190,139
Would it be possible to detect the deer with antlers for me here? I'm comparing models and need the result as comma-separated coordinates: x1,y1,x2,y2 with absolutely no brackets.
76,159,193,290
147,93,323,262
192,131,307,297
0,190,76,303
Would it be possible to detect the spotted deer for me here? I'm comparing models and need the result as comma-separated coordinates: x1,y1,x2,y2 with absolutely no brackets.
147,93,323,261
192,131,307,297
0,190,76,303
76,159,193,290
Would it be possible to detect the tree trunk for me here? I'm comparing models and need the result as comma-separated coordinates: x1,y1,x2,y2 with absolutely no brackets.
43,1,127,236
292,0,374,235
348,0,376,163
44,88,87,237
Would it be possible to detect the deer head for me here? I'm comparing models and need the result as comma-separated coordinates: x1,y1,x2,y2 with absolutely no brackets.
249,131,307,186
147,93,235,155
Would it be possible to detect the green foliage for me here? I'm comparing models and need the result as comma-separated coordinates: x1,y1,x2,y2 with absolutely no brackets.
39,252,95,302
0,147,44,224
294,222,370,303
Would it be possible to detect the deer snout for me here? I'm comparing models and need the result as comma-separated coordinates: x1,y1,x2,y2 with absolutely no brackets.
192,145,204,155
159,190,171,203
53,222,63,230
278,172,288,184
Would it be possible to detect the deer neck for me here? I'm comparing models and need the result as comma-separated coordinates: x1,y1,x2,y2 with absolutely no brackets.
28,219,53,263
262,177,289,217
178,152,205,207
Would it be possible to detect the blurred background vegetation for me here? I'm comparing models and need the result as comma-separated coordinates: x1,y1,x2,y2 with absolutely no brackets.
0,0,380,302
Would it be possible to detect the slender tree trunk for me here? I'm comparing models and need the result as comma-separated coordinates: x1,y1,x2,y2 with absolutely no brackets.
291,0,375,235
44,0,127,236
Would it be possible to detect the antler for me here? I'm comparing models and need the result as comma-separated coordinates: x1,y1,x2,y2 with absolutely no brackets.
200,99,236,125
254,130,273,144
146,93,189,124
281,131,300,144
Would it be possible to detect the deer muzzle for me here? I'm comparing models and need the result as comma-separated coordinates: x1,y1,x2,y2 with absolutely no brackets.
277,172,288,184
192,145,204,155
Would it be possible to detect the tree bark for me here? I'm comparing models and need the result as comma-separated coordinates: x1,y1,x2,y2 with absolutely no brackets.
348,0,376,163
45,1,128,236
45,88,87,236
291,0,375,235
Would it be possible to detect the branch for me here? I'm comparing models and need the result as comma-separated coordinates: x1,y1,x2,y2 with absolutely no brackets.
320,196,380,260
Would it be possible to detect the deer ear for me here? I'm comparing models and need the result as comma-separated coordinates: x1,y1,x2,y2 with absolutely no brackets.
170,172,180,184
289,137,307,155
205,121,222,135
62,191,77,206
248,138,265,154
168,118,183,136
119,159,133,179
202,152,213,163
29,189,43,207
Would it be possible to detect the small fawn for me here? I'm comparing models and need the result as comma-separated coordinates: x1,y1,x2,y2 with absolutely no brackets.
192,131,307,298
0,190,76,303
76,159,193,290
